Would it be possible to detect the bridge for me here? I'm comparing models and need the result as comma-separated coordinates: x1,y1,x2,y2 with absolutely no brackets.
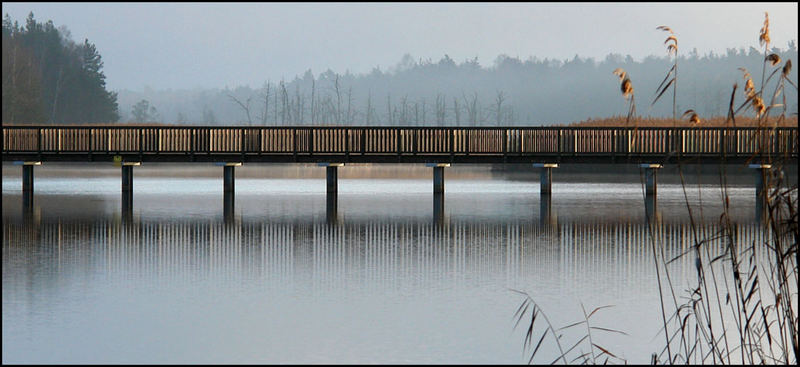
3,125,797,220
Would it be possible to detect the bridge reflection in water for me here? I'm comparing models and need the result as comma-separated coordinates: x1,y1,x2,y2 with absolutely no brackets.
3,214,774,293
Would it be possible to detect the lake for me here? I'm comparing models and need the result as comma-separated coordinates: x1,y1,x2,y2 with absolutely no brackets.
2,163,773,364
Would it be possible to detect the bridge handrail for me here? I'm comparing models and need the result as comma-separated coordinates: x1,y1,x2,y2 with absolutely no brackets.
3,125,798,159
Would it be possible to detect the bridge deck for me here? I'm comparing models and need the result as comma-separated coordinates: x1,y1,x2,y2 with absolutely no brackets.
3,125,797,164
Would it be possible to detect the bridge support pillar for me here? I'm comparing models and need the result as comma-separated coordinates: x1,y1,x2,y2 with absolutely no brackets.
121,162,139,219
18,162,40,211
641,164,661,197
22,162,40,193
534,163,558,195
121,162,141,192
641,164,662,220
427,163,449,194
221,162,241,193
327,166,338,194
749,164,772,221
318,163,344,194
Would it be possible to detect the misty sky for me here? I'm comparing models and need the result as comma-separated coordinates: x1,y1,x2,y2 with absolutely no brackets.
3,2,797,92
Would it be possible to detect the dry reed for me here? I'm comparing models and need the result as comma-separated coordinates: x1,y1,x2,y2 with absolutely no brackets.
517,11,798,365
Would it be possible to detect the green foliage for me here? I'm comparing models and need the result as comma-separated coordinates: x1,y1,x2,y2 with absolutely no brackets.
2,12,119,124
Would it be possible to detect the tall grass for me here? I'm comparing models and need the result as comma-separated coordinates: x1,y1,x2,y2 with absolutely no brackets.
513,11,797,365
567,115,798,127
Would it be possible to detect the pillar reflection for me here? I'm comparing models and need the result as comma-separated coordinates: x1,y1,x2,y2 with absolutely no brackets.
539,194,557,229
121,190,133,222
326,192,339,225
433,192,445,226
224,190,235,224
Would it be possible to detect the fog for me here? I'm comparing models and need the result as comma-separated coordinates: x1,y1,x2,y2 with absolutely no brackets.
3,2,798,124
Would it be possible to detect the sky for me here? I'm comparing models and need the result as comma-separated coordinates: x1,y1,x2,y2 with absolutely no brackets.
2,2,797,92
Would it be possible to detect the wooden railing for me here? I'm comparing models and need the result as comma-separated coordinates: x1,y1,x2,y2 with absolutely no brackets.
3,125,797,162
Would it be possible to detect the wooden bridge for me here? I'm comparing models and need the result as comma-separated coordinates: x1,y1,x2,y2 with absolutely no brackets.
3,125,797,220
3,125,797,164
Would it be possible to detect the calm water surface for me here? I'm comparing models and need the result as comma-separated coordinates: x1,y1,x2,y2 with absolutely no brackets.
2,166,768,363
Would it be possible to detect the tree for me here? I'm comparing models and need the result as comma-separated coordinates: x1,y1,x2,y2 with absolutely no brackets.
492,90,506,126
131,99,158,122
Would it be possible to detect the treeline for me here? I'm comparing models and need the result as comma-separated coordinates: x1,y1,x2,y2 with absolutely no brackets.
2,12,119,124
118,44,797,126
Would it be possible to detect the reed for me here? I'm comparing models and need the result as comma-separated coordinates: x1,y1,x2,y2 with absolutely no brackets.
514,11,798,365
567,115,798,127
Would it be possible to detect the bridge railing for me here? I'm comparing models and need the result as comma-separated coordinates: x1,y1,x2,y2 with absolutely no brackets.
3,126,797,159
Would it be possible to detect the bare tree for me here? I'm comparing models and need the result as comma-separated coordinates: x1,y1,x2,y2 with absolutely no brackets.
365,91,374,125
435,94,447,125
228,93,253,125
273,82,279,124
258,81,271,125
334,74,341,124
294,83,304,124
464,92,480,126
452,97,461,126
492,90,506,126
310,78,315,124
279,80,288,125
346,86,353,124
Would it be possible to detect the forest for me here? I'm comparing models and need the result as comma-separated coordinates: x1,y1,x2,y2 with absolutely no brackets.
118,45,797,126
2,12,119,124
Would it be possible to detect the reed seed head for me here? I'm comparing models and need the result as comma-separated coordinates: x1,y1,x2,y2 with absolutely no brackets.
612,68,627,81
752,96,766,117
657,25,678,55
783,59,792,77
766,53,781,66
739,68,756,97
621,78,634,99
682,109,701,124
613,68,634,100
759,12,770,47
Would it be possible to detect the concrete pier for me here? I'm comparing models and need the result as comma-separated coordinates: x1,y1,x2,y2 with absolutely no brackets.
122,166,133,192
22,164,35,192
220,162,241,193
750,164,772,220
427,163,449,194
327,166,338,194
121,162,140,192
641,164,662,198
640,164,662,222
121,162,139,220
534,163,558,195
318,163,344,194
18,162,40,212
